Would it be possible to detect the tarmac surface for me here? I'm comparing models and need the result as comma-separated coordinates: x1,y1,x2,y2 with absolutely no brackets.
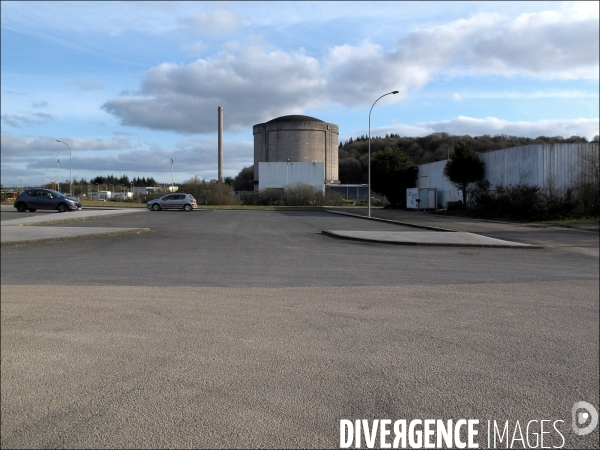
1,207,149,246
1,205,544,249
1,205,598,449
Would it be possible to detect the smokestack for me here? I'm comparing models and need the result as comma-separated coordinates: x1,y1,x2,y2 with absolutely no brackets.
218,106,223,183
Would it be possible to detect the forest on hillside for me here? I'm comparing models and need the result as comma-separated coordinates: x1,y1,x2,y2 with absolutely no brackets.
337,132,592,184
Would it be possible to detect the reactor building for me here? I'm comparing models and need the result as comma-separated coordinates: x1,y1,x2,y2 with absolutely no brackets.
253,115,339,192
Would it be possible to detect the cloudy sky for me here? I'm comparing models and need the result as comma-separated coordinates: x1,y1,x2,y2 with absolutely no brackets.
1,1,598,188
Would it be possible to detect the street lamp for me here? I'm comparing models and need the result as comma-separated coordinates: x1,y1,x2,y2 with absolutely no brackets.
171,159,174,192
368,90,399,218
20,179,22,193
57,158,61,192
56,140,71,197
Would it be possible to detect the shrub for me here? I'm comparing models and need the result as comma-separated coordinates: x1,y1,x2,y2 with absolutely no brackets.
467,182,580,221
240,184,343,206
180,179,239,205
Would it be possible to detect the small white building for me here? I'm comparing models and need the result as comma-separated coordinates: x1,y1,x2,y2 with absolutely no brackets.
89,191,112,200
133,186,163,195
113,192,133,200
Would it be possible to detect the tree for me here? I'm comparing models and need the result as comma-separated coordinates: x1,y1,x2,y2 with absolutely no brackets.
370,146,417,206
339,157,364,184
443,141,485,206
233,166,255,192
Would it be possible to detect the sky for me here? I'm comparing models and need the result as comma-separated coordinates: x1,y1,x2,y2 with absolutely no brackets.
1,1,599,188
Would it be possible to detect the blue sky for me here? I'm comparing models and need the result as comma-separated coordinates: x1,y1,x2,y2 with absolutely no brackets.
1,1,598,188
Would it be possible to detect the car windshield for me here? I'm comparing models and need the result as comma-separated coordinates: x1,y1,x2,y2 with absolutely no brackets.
47,190,66,197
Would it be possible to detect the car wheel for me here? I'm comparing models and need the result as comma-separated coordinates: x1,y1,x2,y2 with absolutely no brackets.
184,204,192,212
57,203,67,213
16,203,27,212
28,208,37,212
152,203,161,211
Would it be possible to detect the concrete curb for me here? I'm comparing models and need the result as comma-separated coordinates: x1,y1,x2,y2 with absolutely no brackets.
1,228,151,247
327,210,455,232
321,230,544,249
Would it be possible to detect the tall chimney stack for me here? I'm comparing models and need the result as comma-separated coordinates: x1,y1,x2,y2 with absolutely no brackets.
218,106,223,183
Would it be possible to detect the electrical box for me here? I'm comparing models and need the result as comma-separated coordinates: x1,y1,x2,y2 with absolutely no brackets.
406,188,437,210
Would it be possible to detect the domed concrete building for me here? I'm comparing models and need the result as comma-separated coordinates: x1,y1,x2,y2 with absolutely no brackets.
253,115,340,190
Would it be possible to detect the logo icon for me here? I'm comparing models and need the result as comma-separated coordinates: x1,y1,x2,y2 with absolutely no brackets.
572,401,598,436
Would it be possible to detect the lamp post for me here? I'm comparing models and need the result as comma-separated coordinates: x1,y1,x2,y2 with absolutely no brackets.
171,159,174,192
20,179,22,193
57,159,61,192
56,140,71,197
368,90,399,218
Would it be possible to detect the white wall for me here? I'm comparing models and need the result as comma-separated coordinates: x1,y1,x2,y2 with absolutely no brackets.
89,191,112,200
258,162,325,192
417,143,596,208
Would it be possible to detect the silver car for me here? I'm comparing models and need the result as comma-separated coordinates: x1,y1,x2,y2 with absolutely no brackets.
147,193,197,211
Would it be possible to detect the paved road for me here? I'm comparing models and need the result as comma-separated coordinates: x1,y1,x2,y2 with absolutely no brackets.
1,208,598,448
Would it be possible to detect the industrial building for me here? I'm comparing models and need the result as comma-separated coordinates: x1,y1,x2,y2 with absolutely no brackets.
253,115,339,191
416,143,597,209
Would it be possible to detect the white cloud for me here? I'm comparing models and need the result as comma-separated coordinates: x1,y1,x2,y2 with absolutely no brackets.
102,41,324,134
452,93,463,102
0,133,137,162
179,10,241,34
101,7,598,135
390,9,599,81
179,40,207,57
444,90,599,100
374,116,600,140
1,112,53,128
1,132,253,178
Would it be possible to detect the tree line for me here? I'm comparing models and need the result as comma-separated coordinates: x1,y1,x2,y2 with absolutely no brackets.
86,175,158,187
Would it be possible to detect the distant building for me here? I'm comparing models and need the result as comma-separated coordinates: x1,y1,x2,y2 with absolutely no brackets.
113,192,133,200
133,187,162,195
89,191,111,200
253,115,339,191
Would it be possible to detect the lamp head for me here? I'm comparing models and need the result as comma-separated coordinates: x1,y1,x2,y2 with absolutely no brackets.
392,91,399,94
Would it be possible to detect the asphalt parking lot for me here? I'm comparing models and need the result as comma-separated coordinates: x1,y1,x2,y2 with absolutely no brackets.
1,207,598,448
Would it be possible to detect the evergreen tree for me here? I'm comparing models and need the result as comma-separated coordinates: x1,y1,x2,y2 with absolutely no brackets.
371,146,417,206
443,142,485,206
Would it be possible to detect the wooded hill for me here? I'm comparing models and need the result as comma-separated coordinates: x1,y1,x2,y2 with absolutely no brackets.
338,133,591,184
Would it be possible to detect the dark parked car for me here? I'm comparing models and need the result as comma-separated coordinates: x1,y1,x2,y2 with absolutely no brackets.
147,193,197,211
14,189,82,213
